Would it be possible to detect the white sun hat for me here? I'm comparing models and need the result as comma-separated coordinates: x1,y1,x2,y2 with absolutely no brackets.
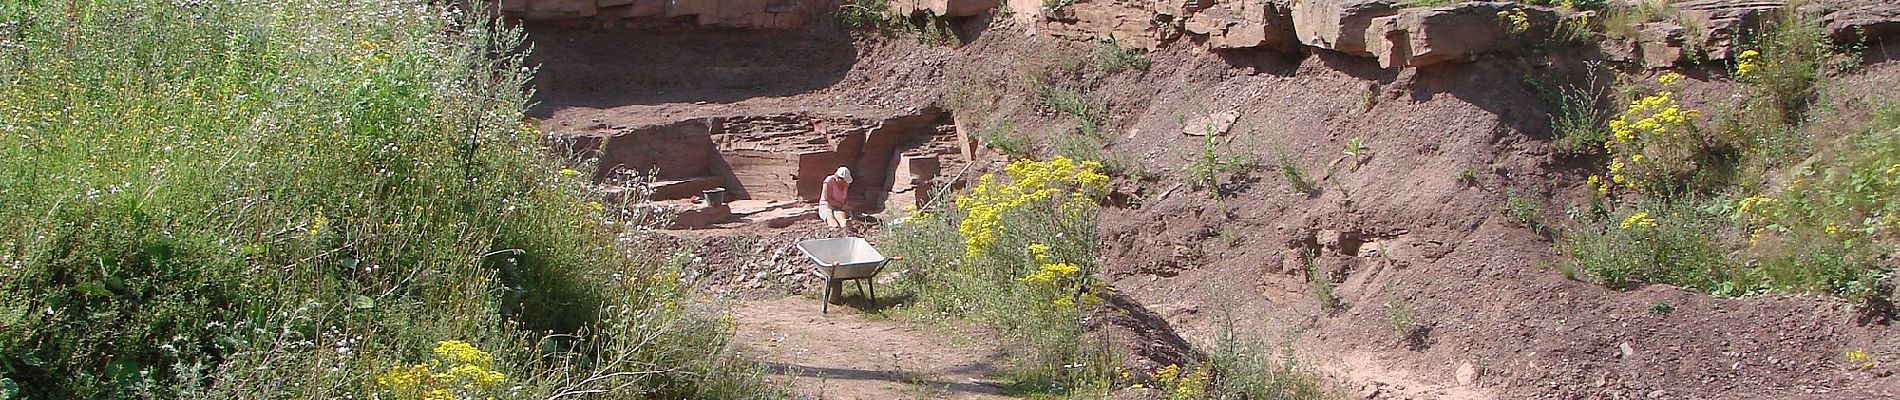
835,166,853,184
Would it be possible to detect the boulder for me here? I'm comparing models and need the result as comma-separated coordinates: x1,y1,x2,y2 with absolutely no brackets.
1672,0,1784,60
1818,0,1900,43
1637,22,1689,69
893,0,1000,17
1292,0,1400,56
1363,2,1560,68
1184,0,1299,52
1045,0,1167,49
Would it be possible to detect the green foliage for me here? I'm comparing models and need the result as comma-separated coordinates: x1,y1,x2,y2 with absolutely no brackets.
0,1,776,398
839,0,892,29
1303,251,1340,312
1735,14,1830,126
895,11,960,46
1383,291,1426,350
1091,40,1150,73
1564,13,1894,309
1647,301,1675,315
1601,0,1682,41
1276,150,1317,194
1184,135,1253,196
877,158,1116,396
1503,188,1545,231
1531,71,1612,156
981,117,1032,158
1565,202,1747,294
1201,327,1335,399
1342,138,1369,157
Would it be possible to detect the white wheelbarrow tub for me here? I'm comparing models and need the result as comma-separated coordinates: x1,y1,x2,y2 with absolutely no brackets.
795,237,890,313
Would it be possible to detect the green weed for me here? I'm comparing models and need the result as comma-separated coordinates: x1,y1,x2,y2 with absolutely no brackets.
1091,40,1151,73
1384,291,1427,350
1304,251,1341,312
1276,150,1317,195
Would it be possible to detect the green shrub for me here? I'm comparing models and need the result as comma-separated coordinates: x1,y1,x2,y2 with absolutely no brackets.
878,157,1116,395
1202,324,1334,399
1564,202,1747,294
0,1,775,398
1734,13,1830,126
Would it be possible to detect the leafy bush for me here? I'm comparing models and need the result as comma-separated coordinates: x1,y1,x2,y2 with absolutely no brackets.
1564,203,1744,294
1735,14,1829,126
0,1,774,398
839,0,892,29
879,157,1115,394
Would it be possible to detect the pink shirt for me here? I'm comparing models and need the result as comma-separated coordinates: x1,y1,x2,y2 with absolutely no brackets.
822,175,849,207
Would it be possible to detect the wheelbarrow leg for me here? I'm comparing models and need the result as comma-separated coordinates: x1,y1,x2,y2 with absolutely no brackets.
867,280,876,308
821,278,832,314
855,280,866,301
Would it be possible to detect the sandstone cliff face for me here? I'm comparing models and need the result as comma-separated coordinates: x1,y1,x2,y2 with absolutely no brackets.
498,0,1900,70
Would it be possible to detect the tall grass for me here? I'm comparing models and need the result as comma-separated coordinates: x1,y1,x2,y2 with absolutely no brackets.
0,1,774,398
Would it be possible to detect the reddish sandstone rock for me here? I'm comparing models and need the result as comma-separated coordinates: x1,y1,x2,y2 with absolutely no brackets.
1183,0,1299,52
1292,0,1401,56
1818,0,1900,43
1364,2,1560,68
892,0,1000,17
1673,0,1784,60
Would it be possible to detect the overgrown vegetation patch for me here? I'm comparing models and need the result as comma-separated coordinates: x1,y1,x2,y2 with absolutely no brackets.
0,1,774,398
1560,12,1896,315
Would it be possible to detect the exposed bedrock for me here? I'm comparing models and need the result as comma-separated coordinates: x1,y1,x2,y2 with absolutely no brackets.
499,0,1900,70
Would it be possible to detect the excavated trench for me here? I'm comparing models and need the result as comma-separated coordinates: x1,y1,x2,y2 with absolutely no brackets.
525,24,972,230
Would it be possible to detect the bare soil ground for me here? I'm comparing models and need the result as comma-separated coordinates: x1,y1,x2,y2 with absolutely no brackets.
524,17,1900,400
732,296,1016,399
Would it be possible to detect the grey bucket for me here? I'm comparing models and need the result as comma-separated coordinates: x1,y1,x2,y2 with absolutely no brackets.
700,187,727,207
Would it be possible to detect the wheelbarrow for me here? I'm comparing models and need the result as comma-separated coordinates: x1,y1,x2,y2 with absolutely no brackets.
795,237,894,314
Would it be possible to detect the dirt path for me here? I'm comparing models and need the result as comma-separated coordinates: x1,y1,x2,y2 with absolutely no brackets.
733,296,1018,400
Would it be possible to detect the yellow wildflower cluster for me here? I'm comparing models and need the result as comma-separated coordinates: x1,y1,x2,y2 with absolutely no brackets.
1658,71,1684,87
1735,195,1780,221
1620,212,1657,230
1153,364,1210,400
1734,49,1760,79
350,39,393,64
955,157,1109,257
1847,349,1875,369
375,340,506,400
1497,9,1530,33
1602,73,1701,196
1020,262,1080,284
1018,243,1090,307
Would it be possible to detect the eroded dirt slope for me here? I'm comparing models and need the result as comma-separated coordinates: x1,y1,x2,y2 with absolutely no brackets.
521,14,1900,399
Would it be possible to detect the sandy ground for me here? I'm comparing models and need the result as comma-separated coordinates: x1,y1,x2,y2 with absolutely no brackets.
732,296,1018,400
